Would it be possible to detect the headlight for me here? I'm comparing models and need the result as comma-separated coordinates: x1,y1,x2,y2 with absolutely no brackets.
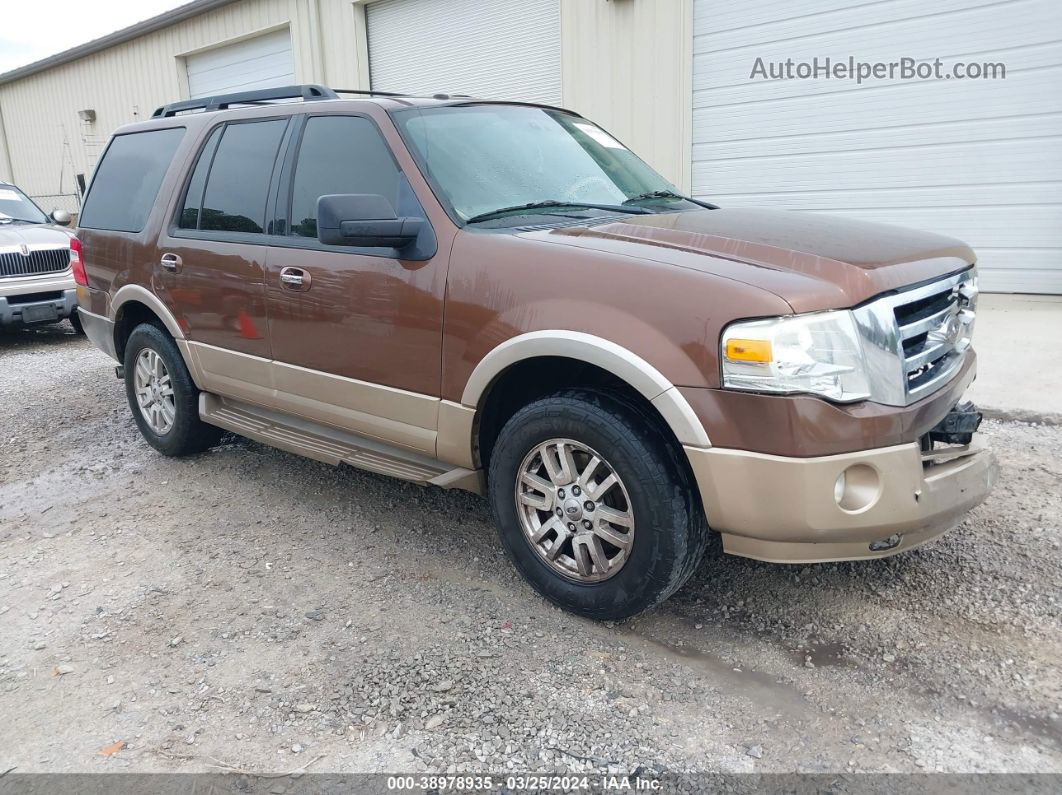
721,311,871,402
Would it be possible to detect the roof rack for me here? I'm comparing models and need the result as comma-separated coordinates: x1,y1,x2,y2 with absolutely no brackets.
152,84,338,118
150,84,547,119
332,88,413,98
333,88,474,100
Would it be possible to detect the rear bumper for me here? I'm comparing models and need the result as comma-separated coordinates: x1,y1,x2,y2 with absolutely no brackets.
685,439,998,563
77,305,118,360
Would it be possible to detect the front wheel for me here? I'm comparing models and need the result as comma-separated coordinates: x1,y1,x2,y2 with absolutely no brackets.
123,323,222,456
488,389,709,620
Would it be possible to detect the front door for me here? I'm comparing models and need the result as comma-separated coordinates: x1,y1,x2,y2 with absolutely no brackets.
263,114,447,453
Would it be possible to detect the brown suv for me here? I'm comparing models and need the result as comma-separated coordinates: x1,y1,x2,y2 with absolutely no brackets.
74,85,997,619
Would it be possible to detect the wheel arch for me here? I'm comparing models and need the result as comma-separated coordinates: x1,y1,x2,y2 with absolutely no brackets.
451,331,711,471
111,286,185,364
112,286,183,336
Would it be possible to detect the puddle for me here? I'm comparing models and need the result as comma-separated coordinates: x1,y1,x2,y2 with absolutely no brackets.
619,627,809,716
789,641,853,669
984,703,1062,750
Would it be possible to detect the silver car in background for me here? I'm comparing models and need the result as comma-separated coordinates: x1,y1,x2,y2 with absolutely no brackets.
0,183,79,332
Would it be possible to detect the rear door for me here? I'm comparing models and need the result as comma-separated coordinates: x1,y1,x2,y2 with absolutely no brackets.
262,113,446,454
157,117,290,404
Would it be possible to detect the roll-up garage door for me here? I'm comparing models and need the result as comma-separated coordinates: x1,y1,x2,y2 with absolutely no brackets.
692,0,1062,293
186,28,295,99
367,0,561,105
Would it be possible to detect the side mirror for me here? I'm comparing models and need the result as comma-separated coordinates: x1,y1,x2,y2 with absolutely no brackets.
316,194,422,249
51,209,72,227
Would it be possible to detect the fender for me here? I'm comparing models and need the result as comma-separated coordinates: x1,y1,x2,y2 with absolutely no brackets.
111,284,185,340
458,330,712,449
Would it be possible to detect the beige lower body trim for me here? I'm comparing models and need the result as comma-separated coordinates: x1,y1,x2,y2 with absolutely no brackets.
270,360,438,454
184,341,474,462
719,521,958,564
437,400,477,469
686,440,998,564
175,339,195,381
186,342,274,406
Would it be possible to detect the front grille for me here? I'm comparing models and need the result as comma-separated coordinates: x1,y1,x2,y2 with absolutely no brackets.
893,271,977,402
852,268,977,406
0,247,70,278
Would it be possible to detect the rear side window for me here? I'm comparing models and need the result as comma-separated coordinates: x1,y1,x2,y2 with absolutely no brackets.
79,128,184,233
192,120,287,234
289,116,402,238
178,126,222,230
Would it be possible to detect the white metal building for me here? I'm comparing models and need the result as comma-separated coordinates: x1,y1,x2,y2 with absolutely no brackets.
0,0,1058,292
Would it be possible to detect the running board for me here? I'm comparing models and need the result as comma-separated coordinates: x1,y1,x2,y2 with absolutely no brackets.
199,393,483,493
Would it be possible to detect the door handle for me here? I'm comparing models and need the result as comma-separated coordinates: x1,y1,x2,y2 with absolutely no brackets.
160,253,182,272
280,266,311,291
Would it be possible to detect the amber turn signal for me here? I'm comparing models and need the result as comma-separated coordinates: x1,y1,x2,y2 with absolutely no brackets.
724,338,772,363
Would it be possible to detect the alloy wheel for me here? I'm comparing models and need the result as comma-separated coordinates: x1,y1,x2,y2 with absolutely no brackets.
515,438,635,583
133,348,176,435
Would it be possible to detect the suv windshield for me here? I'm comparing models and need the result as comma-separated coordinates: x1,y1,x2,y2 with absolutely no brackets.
0,185,47,224
393,105,692,223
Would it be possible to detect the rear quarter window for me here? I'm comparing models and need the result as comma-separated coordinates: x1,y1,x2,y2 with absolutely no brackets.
79,127,185,233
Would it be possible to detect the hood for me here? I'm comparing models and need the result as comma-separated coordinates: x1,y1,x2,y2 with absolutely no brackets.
0,222,74,250
534,208,975,311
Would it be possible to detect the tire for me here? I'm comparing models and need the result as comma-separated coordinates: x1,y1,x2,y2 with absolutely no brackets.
488,389,709,620
68,309,85,335
123,323,222,456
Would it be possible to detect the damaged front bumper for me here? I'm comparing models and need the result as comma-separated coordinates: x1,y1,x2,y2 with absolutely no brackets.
684,403,998,563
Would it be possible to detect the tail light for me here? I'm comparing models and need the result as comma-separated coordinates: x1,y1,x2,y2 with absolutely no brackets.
70,237,87,286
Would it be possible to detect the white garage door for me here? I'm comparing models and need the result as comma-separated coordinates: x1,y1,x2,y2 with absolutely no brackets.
692,0,1062,293
186,29,295,99
367,0,561,105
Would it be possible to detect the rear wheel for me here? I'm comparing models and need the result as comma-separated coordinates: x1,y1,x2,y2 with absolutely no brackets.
123,323,222,456
488,389,708,620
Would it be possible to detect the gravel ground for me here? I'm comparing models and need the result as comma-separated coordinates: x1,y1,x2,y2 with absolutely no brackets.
1,324,1060,776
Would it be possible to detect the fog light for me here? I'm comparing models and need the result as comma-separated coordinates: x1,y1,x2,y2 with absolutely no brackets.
833,464,881,512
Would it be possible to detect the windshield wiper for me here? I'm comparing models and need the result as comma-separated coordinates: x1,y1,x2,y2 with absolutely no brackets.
623,190,718,209
465,200,651,224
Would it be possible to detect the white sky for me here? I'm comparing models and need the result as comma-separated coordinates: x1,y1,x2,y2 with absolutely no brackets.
0,0,190,74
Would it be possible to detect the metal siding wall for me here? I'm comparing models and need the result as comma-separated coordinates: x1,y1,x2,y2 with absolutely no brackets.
0,0,369,212
319,0,367,88
0,106,14,182
559,0,692,191
691,0,1062,294
366,0,562,104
